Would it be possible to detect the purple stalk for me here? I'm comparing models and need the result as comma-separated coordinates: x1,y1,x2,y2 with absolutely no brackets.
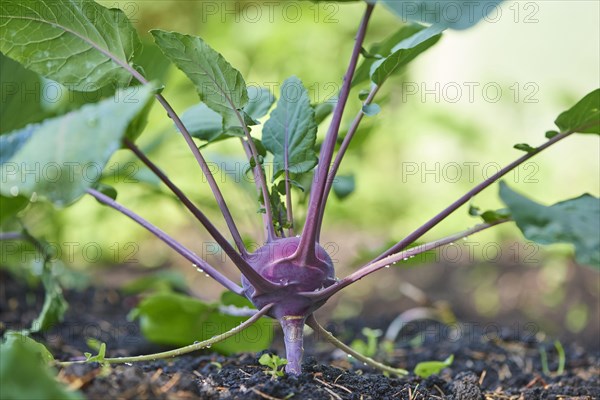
239,132,276,241
189,53,276,241
279,315,306,375
316,84,380,240
372,129,577,262
241,140,276,241
86,188,243,294
302,220,509,301
297,3,375,263
0,232,25,241
284,114,294,237
124,139,277,292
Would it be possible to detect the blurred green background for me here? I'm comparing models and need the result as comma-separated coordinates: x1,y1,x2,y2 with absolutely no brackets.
8,1,599,346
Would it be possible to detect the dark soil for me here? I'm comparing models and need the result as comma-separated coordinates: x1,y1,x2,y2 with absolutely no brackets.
1,270,599,400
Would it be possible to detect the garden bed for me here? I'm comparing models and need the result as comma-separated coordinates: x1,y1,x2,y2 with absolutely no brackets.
1,270,598,400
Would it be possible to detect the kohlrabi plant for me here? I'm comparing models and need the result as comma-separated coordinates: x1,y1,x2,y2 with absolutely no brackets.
1,0,598,376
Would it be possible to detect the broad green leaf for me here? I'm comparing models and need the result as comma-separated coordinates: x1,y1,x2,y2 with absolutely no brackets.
151,30,248,129
353,24,426,88
181,87,275,144
333,175,356,200
370,27,442,86
131,42,172,83
181,103,231,142
0,85,155,207
0,332,82,400
0,54,47,134
414,354,454,378
244,87,276,120
263,77,318,180
500,182,600,267
380,0,504,30
0,0,140,91
554,89,600,134
132,292,273,355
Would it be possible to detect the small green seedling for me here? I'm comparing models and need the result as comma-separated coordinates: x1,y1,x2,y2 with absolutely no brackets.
540,340,566,376
84,341,111,376
258,354,288,378
413,354,454,378
351,327,384,358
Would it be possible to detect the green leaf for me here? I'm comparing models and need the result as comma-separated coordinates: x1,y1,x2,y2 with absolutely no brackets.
469,205,511,223
245,86,276,120
31,271,68,333
554,89,600,134
314,100,336,125
513,143,536,153
0,0,140,91
0,54,47,134
333,175,356,200
151,30,248,129
353,24,427,87
0,332,83,400
132,292,273,355
121,270,188,294
131,42,172,83
370,26,442,86
380,0,504,29
414,354,454,378
269,185,289,232
0,195,28,226
84,342,107,363
263,77,318,180
94,183,118,201
362,103,381,116
0,85,155,207
181,87,275,144
499,182,600,267
258,353,287,377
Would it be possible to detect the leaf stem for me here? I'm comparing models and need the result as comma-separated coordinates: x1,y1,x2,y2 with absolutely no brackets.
62,26,248,262
86,188,243,294
316,84,380,239
241,139,276,241
56,303,274,366
241,133,276,240
298,2,375,262
284,123,294,237
124,140,277,292
372,129,576,262
302,220,509,301
306,315,408,376
124,139,247,256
